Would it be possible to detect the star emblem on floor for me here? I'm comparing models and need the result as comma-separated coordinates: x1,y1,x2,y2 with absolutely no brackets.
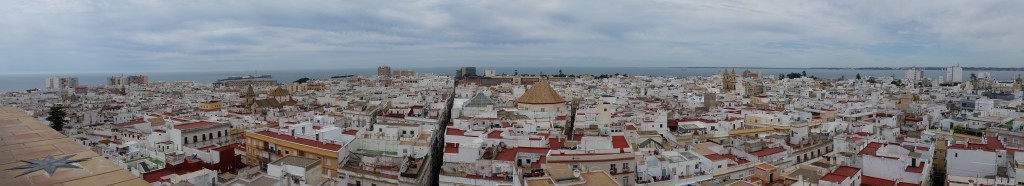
6,154,90,177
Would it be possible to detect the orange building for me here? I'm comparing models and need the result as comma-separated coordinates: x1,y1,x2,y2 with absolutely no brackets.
245,129,345,176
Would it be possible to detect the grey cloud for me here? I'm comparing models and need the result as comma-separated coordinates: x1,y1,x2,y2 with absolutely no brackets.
1,0,1023,73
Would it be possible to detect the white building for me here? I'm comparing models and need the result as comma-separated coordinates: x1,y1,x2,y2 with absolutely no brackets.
945,136,1020,185
947,65,963,83
905,68,924,86
46,76,79,89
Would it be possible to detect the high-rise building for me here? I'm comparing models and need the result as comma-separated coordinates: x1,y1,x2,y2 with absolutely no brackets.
377,65,392,78
46,76,78,89
484,69,496,77
108,76,126,86
458,67,477,77
946,64,963,83
904,67,924,86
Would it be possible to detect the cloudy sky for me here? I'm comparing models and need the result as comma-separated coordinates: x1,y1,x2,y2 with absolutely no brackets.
2,0,1023,74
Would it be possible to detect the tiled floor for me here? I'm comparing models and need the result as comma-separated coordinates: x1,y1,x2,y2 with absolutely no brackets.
0,107,148,186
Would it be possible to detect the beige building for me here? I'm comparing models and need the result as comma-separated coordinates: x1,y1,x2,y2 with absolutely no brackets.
516,81,567,113
377,65,391,78
198,101,222,112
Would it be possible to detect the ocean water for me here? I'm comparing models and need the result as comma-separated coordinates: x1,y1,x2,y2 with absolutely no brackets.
1,67,1022,92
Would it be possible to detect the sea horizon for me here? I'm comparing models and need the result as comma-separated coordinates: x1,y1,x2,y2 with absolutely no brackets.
3,67,1023,92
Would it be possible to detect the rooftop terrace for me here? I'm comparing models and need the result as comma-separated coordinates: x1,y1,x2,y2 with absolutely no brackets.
0,107,148,185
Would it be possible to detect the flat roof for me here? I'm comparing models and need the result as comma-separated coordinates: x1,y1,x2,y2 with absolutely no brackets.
0,107,148,185
252,131,343,151
580,171,619,186
173,121,225,130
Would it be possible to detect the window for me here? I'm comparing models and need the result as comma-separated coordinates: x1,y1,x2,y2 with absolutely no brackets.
193,136,197,143
955,153,958,157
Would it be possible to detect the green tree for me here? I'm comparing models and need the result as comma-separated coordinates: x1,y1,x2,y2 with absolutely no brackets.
47,106,68,132
786,73,803,79
856,73,862,80
802,71,807,77
293,77,310,84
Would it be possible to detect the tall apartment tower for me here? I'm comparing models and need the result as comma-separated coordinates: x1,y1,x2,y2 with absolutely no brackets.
46,76,79,89
946,64,963,83
904,67,924,87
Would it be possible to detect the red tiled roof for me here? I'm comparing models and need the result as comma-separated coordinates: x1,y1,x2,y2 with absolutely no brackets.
626,125,638,130
750,147,785,157
495,148,517,161
532,156,546,169
859,142,882,156
342,130,358,135
519,147,551,154
254,131,343,151
667,120,678,127
487,131,504,139
721,154,750,164
174,121,220,130
444,143,459,154
949,136,1005,152
819,173,847,183
861,175,919,186
905,162,925,173
611,136,629,149
704,154,728,161
834,166,860,177
549,138,564,150
446,128,465,136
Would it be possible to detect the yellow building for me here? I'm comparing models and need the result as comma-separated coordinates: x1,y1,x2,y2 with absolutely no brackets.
286,83,308,92
198,101,222,111
245,130,344,175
